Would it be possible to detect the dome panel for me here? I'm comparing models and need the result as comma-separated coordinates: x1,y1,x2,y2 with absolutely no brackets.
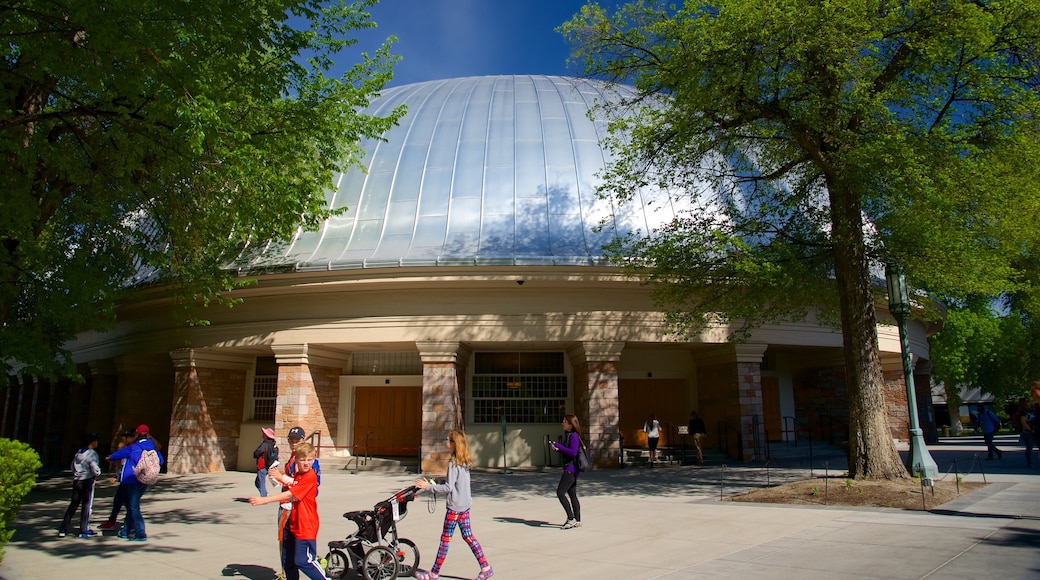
256,75,676,271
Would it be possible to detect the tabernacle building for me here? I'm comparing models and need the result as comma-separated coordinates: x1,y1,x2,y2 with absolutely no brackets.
2,76,934,472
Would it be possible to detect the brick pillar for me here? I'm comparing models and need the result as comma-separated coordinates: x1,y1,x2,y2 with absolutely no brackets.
881,355,910,443
734,344,768,461
168,350,251,474
568,342,624,469
272,345,345,459
416,341,469,474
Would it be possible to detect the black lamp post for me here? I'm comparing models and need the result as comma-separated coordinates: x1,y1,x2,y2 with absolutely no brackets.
885,263,938,482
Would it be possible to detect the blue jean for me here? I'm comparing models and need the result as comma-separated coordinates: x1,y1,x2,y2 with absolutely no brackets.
281,527,325,580
255,468,269,497
1023,432,1036,466
123,483,148,538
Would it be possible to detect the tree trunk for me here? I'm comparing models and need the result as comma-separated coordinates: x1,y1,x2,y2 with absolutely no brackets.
830,184,909,479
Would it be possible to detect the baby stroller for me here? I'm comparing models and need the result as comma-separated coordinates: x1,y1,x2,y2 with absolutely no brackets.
325,485,421,580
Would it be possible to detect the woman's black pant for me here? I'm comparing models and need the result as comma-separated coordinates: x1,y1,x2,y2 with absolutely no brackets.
556,471,580,521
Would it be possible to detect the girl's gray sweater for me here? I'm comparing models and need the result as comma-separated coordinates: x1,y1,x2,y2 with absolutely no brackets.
426,460,472,512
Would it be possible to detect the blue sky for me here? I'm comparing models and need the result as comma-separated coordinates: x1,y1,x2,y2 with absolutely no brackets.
349,0,607,87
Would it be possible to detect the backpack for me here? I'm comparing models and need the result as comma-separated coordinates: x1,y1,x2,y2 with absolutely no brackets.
134,448,161,485
573,437,592,473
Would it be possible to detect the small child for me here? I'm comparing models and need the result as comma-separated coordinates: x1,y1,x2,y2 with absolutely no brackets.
59,432,101,538
249,442,324,580
413,430,494,580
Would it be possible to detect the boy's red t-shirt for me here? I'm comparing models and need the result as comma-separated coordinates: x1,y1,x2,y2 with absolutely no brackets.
288,468,320,540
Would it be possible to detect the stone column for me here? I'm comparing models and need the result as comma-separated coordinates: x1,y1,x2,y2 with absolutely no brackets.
168,349,251,474
272,345,345,459
416,341,469,474
881,354,911,444
734,344,768,461
568,341,624,469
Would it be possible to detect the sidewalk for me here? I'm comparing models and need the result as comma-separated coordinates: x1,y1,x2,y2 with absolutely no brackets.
2,435,1037,579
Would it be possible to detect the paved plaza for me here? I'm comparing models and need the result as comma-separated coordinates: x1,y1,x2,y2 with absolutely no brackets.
2,435,1038,579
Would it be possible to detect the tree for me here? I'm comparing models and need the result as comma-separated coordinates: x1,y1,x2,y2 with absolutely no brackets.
1,0,404,377
562,1,1040,478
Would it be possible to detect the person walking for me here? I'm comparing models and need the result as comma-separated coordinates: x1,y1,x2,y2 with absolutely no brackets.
253,427,279,497
106,424,165,542
413,430,494,580
977,404,1003,460
688,410,708,465
58,432,102,538
643,413,662,464
1020,400,1038,468
549,414,583,530
249,442,325,580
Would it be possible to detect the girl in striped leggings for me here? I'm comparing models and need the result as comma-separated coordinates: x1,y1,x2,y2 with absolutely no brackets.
414,430,494,580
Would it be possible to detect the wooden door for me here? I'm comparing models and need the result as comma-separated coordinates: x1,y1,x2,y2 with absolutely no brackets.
619,379,688,447
353,387,422,457
761,376,782,441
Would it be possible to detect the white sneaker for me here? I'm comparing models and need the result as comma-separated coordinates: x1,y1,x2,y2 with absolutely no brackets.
562,519,578,529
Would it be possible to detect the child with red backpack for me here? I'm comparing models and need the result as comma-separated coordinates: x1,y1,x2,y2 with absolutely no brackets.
105,424,164,542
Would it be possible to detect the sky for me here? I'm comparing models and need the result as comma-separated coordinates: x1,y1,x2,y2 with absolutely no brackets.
347,0,608,87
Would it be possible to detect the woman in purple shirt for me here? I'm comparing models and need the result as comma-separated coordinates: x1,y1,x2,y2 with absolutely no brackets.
550,414,582,529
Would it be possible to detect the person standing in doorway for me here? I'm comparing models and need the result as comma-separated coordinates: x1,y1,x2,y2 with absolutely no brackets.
688,411,708,465
58,432,101,538
550,414,582,529
977,404,1003,460
643,413,662,464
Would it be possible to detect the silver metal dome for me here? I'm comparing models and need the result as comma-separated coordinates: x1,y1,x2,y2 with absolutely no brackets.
244,75,678,271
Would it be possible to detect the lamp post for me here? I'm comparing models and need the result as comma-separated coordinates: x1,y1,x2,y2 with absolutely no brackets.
885,263,938,482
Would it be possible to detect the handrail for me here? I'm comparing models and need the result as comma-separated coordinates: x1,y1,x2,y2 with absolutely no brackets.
305,431,322,458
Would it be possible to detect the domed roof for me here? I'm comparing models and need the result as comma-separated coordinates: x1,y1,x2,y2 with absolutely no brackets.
243,75,679,272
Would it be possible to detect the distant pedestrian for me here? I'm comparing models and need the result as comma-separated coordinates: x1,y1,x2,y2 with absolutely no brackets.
106,424,165,542
643,413,662,463
977,405,1003,460
253,427,279,497
58,432,101,538
550,414,583,529
413,430,494,580
1020,400,1038,468
98,429,136,532
688,410,708,465
249,442,324,580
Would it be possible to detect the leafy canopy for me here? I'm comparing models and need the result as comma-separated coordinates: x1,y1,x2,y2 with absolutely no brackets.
561,0,1040,336
1,0,404,377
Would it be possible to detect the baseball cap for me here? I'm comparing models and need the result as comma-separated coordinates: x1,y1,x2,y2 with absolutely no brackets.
122,428,136,438
135,424,150,435
261,427,276,439
287,426,305,440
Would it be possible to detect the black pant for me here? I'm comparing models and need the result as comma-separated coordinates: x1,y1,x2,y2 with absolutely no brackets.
556,471,580,521
61,478,95,533
984,432,1001,458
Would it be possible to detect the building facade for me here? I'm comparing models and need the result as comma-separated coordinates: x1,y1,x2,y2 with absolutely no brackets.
2,76,934,472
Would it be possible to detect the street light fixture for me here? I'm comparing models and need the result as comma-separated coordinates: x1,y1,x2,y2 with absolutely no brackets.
885,263,938,482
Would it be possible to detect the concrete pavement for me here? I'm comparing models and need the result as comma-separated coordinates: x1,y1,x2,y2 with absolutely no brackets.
2,435,1038,579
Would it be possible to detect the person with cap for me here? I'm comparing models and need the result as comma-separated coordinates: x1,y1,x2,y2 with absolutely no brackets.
106,424,165,542
98,428,137,532
58,432,101,538
253,427,280,497
268,426,321,579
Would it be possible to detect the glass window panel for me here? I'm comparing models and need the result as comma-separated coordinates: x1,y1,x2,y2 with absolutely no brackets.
454,142,486,197
515,141,546,194
489,86,514,120
442,231,479,257
418,169,451,215
566,103,599,141
358,172,393,219
345,219,383,251
515,209,549,255
472,352,567,424
460,101,491,141
479,215,514,255
549,216,587,255
427,126,459,168
372,234,410,259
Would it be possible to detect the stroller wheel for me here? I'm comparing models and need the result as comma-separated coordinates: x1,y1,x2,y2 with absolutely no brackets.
393,538,420,577
362,546,398,580
324,550,348,579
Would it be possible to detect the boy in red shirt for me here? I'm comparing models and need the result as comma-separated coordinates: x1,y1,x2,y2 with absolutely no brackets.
249,442,323,580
